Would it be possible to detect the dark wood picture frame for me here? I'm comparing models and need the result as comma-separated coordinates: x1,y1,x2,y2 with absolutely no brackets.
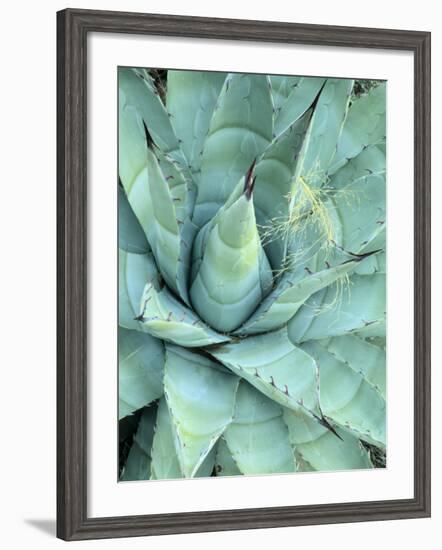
57,8,431,541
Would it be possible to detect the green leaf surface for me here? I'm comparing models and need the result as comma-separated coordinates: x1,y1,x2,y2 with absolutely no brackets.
118,327,165,419
193,73,273,227
164,346,240,477
223,382,295,475
118,185,149,254
235,257,358,336
328,82,386,175
138,281,230,347
270,75,301,112
253,111,311,270
354,250,386,275
283,408,373,471
119,68,189,173
211,329,319,414
327,146,386,255
125,146,191,303
118,249,158,331
214,437,242,476
190,187,273,332
120,405,156,481
288,273,386,343
320,334,386,398
302,341,386,447
291,79,354,191
150,397,183,479
166,70,227,182
274,77,325,139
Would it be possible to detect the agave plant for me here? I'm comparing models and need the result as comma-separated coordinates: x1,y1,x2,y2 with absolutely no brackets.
118,67,386,480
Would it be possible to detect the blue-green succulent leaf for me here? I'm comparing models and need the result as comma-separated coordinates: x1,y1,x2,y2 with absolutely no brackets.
270,75,301,112
138,281,230,347
274,77,326,139
193,73,273,227
118,327,165,419
118,248,159,331
354,250,386,275
288,273,386,343
190,183,273,333
211,328,319,414
119,69,197,303
291,79,354,191
150,397,183,479
283,408,373,471
150,396,221,479
119,68,189,173
125,146,191,303
214,437,242,476
118,185,149,254
330,143,385,183
320,335,386,398
253,111,311,270
164,345,240,478
120,406,156,481
235,257,359,336
327,146,386,255
166,70,227,183
223,382,295,475
302,341,386,447
328,82,386,175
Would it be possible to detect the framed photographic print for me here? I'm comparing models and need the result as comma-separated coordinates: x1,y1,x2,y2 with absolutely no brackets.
57,8,431,541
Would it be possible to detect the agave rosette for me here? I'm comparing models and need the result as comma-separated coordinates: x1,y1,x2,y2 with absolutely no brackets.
118,68,387,480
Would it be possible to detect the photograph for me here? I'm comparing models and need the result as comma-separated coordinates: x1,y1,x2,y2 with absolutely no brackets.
118,67,387,481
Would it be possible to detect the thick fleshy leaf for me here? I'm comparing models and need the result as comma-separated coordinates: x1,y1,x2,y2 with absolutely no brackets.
211,328,319,413
120,405,156,481
354,250,386,275
328,83,386,175
124,145,191,303
118,185,149,254
138,282,230,347
166,70,227,182
235,257,359,336
302,341,386,447
288,273,386,343
119,68,197,303
327,146,386,255
150,397,183,479
190,183,273,333
270,75,301,112
274,77,325,139
118,327,165,419
321,335,386,398
119,68,189,172
195,445,217,477
118,249,158,331
164,346,239,477
253,111,311,270
214,437,242,476
223,382,295,475
290,79,354,191
330,143,385,184
150,397,218,479
193,73,273,227
283,408,372,471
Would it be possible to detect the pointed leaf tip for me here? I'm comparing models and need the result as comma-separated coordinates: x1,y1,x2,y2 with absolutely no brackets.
244,158,257,200
142,120,157,150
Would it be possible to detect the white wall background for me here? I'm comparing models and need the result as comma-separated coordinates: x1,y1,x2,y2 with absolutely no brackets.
0,0,439,547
